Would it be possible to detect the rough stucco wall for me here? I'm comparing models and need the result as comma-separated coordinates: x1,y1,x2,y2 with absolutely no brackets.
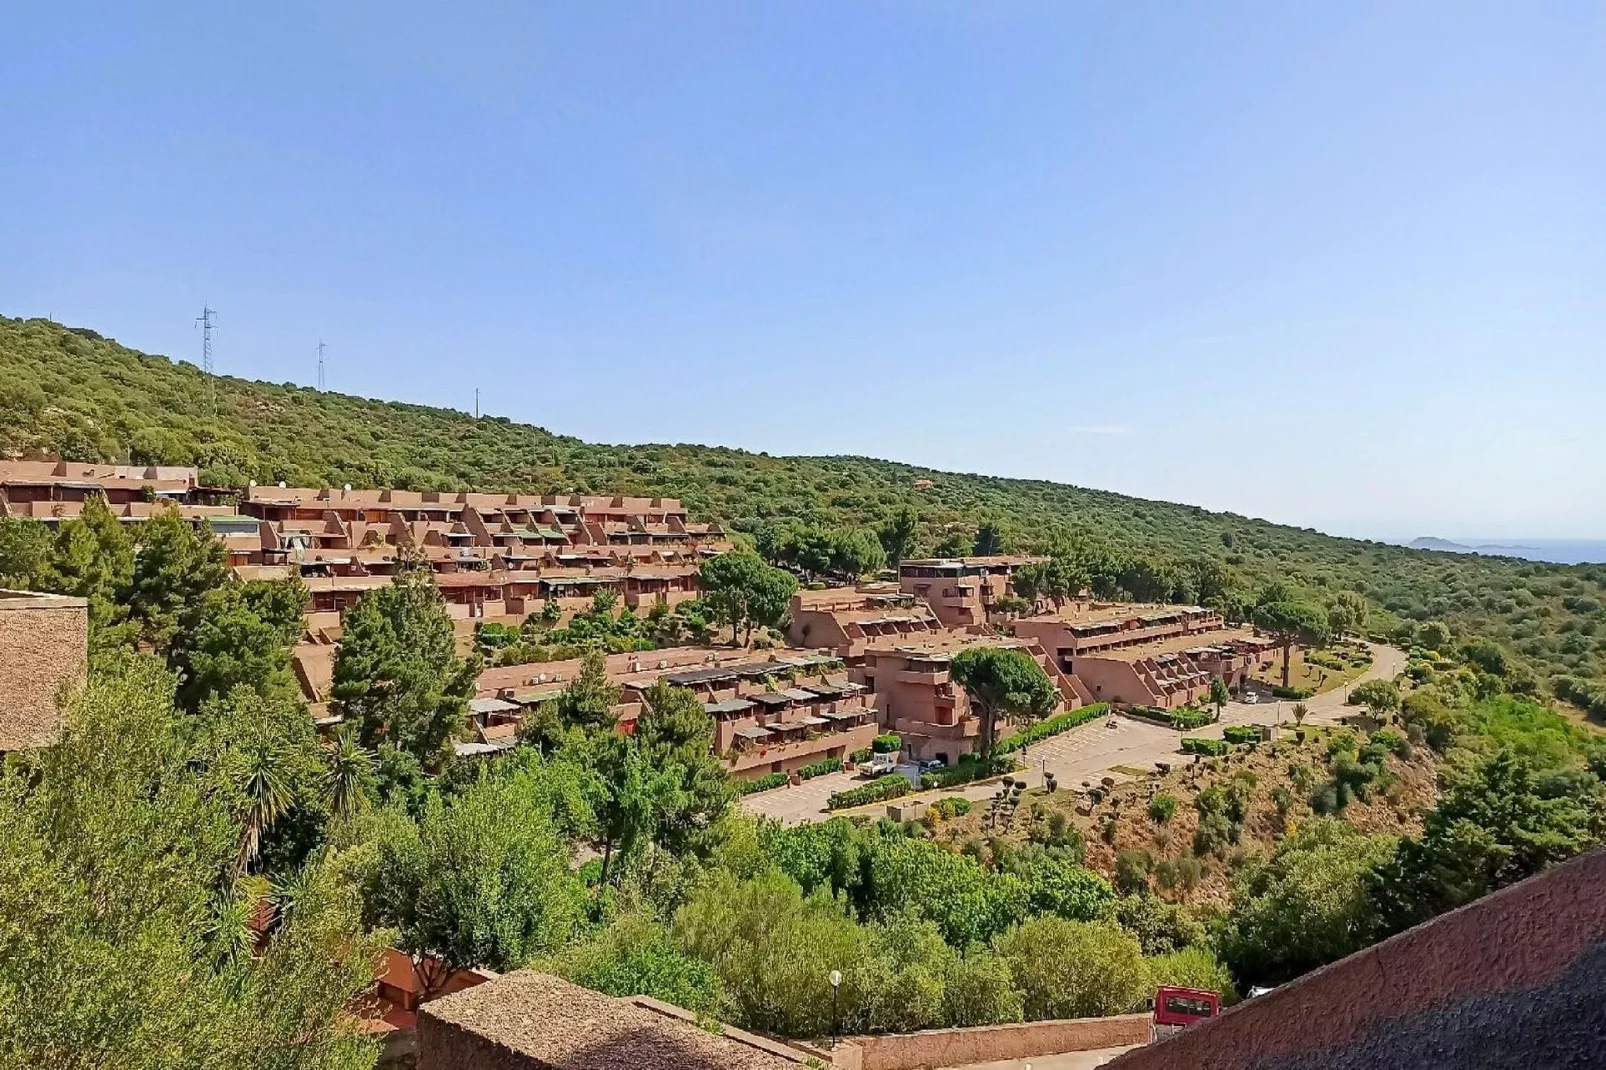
1105,848,1606,1070
845,1013,1151,1070
0,600,87,750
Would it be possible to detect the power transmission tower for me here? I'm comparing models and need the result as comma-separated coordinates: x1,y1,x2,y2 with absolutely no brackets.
195,305,217,375
194,305,218,414
317,339,326,391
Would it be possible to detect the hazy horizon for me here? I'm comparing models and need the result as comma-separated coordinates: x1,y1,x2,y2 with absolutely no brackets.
5,3,1603,539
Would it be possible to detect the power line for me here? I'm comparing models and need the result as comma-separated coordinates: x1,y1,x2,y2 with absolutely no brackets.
317,339,327,391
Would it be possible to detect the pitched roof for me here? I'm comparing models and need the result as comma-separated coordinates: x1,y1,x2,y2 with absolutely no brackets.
418,970,807,1070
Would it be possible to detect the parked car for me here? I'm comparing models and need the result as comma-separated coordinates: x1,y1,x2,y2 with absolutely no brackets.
1242,691,1259,705
860,754,897,777
917,757,947,772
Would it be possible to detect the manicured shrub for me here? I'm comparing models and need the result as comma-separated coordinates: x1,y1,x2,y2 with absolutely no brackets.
1223,725,1263,745
1148,793,1179,824
799,756,843,780
920,755,1014,790
849,748,873,764
871,734,902,754
1181,737,1229,757
736,772,788,796
1270,685,1314,700
827,774,911,810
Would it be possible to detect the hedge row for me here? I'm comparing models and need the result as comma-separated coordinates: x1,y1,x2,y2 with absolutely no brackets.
849,748,873,764
799,756,843,780
1270,685,1314,700
995,703,1109,755
736,772,788,795
871,734,902,754
919,756,1013,790
1181,737,1230,757
1126,705,1212,730
1222,725,1263,745
827,774,912,810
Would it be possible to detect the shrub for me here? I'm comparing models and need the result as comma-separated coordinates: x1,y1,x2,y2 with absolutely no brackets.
1147,945,1238,1004
828,775,912,810
996,918,1150,1020
1148,794,1179,824
871,734,902,754
737,772,789,796
1222,725,1262,745
799,756,843,780
1114,849,1153,894
1182,737,1229,757
1127,705,1211,730
932,796,972,819
1369,729,1409,757
1270,685,1314,700
849,748,873,764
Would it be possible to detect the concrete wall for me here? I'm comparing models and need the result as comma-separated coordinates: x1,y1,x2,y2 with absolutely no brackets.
839,1014,1151,1070
1105,847,1606,1070
0,592,87,750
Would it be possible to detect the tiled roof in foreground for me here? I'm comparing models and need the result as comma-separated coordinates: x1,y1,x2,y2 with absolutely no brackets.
418,970,812,1070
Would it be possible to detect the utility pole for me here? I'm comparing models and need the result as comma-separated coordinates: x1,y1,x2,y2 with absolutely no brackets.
317,339,326,391
195,305,218,414
475,387,480,420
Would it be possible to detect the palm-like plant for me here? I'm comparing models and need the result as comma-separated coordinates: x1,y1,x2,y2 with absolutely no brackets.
1291,702,1310,727
325,726,377,825
234,734,294,875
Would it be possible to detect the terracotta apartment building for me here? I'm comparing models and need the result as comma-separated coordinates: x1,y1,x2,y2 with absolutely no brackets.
1012,603,1279,708
853,633,1093,763
897,555,1042,628
786,584,946,657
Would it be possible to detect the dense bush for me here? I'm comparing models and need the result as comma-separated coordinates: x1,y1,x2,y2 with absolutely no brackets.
828,775,912,810
1182,737,1230,757
1128,706,1212,730
920,754,1014,790
1147,793,1179,823
1222,725,1263,745
1270,685,1315,700
871,734,903,754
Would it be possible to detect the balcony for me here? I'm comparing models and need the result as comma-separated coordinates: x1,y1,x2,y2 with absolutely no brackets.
895,668,950,686
893,717,978,741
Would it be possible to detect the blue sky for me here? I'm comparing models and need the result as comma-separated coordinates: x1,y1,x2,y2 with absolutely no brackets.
4,2,1603,540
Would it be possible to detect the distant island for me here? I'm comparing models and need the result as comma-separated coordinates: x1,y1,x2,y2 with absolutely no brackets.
1409,536,1544,557
1407,537,1606,565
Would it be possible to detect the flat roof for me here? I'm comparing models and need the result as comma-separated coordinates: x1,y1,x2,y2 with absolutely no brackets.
1070,627,1260,662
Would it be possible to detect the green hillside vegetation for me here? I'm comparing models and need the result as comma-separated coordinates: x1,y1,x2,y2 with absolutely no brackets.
4,314,1606,718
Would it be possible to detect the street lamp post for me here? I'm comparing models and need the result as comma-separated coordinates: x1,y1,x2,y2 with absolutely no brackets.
830,969,842,1048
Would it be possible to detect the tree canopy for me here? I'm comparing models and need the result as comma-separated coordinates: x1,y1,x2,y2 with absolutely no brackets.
949,646,1059,763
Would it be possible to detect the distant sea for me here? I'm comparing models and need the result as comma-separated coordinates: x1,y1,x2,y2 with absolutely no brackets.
1398,538,1606,565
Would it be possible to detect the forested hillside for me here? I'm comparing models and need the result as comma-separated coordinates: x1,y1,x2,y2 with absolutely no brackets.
3,314,1604,716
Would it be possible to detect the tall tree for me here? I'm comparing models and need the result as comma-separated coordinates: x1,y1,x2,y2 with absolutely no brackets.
949,646,1058,764
171,577,309,712
1252,601,1331,687
38,493,135,653
877,506,920,566
635,680,734,858
829,528,887,579
697,552,799,645
972,522,1005,557
1209,676,1231,720
1327,591,1369,641
126,504,231,652
330,565,480,772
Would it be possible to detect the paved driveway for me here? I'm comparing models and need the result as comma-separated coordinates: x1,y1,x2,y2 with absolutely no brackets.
739,769,865,825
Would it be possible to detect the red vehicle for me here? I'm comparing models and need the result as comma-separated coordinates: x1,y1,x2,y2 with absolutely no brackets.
1152,986,1220,1040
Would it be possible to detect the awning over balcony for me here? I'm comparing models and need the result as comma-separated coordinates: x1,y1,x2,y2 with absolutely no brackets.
733,725,773,741
705,698,757,715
